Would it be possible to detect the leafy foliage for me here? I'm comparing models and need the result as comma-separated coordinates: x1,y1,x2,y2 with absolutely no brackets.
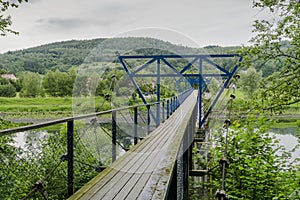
43,69,76,97
19,72,42,97
0,39,103,73
0,83,16,97
0,37,240,74
0,76,16,97
238,67,262,99
0,123,102,199
0,0,28,36
241,0,300,111
208,116,300,199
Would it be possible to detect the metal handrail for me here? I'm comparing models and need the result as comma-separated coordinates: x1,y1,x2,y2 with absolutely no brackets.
0,89,192,198
0,97,167,136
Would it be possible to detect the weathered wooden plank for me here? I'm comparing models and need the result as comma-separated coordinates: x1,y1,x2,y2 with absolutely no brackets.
94,124,175,199
113,116,183,199
68,91,198,200
72,122,168,198
139,92,197,199
70,116,176,199
97,108,185,199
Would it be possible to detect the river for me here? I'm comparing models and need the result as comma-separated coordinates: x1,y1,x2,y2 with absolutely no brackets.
11,125,300,164
270,126,300,163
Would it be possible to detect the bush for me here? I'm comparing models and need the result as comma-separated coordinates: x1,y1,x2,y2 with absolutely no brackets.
0,84,16,97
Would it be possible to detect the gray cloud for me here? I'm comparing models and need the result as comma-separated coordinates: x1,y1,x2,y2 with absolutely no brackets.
0,0,263,53
36,17,85,30
28,0,41,4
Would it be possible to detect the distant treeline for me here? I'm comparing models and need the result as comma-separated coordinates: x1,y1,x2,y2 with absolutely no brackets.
0,37,290,98
0,37,239,74
0,68,176,99
0,69,116,98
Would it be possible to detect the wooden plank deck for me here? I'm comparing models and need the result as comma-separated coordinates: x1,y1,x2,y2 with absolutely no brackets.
68,91,198,200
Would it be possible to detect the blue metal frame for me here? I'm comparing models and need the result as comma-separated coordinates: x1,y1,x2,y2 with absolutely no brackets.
117,54,242,128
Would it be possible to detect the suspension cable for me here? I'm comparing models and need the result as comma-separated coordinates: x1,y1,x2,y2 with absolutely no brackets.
22,156,66,200
216,91,236,200
99,125,127,151
99,53,118,110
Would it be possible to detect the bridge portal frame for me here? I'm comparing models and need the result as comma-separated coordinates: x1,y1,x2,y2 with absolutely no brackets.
118,54,242,128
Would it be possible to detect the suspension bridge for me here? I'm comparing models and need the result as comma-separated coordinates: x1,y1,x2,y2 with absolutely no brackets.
0,54,242,200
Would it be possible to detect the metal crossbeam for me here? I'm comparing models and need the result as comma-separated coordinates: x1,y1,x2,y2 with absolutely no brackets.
118,54,242,128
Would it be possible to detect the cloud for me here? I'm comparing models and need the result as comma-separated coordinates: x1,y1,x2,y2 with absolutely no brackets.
27,0,41,4
36,17,85,30
0,0,258,53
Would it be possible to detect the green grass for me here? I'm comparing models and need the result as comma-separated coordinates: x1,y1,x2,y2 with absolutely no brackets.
0,89,298,123
0,97,72,113
0,96,111,120
272,121,299,128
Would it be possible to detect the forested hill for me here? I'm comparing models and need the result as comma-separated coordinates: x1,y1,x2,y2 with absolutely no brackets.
0,37,239,75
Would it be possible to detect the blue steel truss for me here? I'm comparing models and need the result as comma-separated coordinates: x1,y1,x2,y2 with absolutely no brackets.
117,54,242,128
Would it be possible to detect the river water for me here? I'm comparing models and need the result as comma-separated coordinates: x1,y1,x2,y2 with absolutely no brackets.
11,126,300,163
270,127,300,163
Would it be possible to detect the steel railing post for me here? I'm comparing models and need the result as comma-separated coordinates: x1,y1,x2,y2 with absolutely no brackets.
112,110,117,162
170,98,173,115
134,107,138,145
162,101,165,122
147,105,150,135
67,120,74,197
167,100,170,119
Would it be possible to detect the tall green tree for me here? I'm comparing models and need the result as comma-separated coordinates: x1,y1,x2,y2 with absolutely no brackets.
42,70,76,97
241,0,299,111
42,70,57,96
19,72,42,97
56,71,75,96
238,67,262,99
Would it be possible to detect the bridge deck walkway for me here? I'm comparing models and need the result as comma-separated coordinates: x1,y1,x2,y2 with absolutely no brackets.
68,91,198,200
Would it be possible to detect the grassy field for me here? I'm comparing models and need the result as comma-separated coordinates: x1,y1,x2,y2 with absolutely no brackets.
230,90,300,116
0,89,298,126
272,121,299,128
0,97,72,113
0,96,110,121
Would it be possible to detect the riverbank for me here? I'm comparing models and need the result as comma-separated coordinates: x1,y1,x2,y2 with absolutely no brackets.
0,96,110,123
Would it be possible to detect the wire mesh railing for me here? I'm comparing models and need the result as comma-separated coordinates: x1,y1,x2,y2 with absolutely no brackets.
0,90,192,199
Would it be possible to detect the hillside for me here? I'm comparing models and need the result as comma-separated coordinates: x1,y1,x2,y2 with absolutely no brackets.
0,37,239,75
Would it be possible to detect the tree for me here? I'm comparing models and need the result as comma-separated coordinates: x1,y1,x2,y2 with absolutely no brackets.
241,0,299,111
0,76,9,85
238,67,262,99
207,116,299,199
0,122,101,199
42,70,57,96
42,70,76,97
56,71,75,96
0,0,28,36
19,72,41,97
0,76,16,97
0,83,16,97
95,80,108,96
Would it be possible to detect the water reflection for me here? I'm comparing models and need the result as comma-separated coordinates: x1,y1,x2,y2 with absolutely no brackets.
270,126,300,163
13,130,48,149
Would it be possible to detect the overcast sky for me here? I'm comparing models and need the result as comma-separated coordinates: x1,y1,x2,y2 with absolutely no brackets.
0,0,266,53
